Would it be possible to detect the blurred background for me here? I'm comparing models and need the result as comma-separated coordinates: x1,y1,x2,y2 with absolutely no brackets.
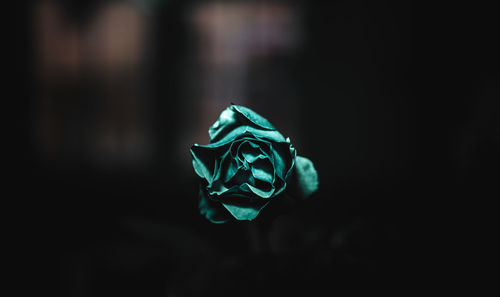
19,0,498,295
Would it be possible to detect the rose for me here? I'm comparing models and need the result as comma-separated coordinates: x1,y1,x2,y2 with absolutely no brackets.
191,104,318,223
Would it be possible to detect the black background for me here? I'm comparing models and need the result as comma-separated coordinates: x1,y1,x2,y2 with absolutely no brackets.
18,0,498,295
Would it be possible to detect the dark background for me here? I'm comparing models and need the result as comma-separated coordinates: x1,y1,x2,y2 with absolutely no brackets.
19,0,498,295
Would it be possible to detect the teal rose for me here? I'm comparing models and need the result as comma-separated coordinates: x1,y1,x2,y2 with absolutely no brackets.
191,104,318,223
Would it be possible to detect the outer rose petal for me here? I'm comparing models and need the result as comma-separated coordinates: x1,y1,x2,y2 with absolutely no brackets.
209,104,276,143
270,142,296,181
210,126,287,148
191,145,217,184
294,156,319,199
209,107,239,143
199,187,231,224
231,104,275,130
221,199,270,221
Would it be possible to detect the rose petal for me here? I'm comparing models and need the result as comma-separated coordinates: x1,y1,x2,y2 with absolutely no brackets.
190,145,216,183
270,142,296,180
229,167,255,189
221,199,270,221
271,174,287,196
209,126,286,148
199,187,231,223
239,141,266,164
294,155,319,199
251,158,274,184
270,144,287,180
218,151,239,183
208,107,239,142
209,183,252,199
286,145,297,180
231,104,276,130
208,104,277,143
241,182,275,198
207,180,230,196
208,166,254,196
